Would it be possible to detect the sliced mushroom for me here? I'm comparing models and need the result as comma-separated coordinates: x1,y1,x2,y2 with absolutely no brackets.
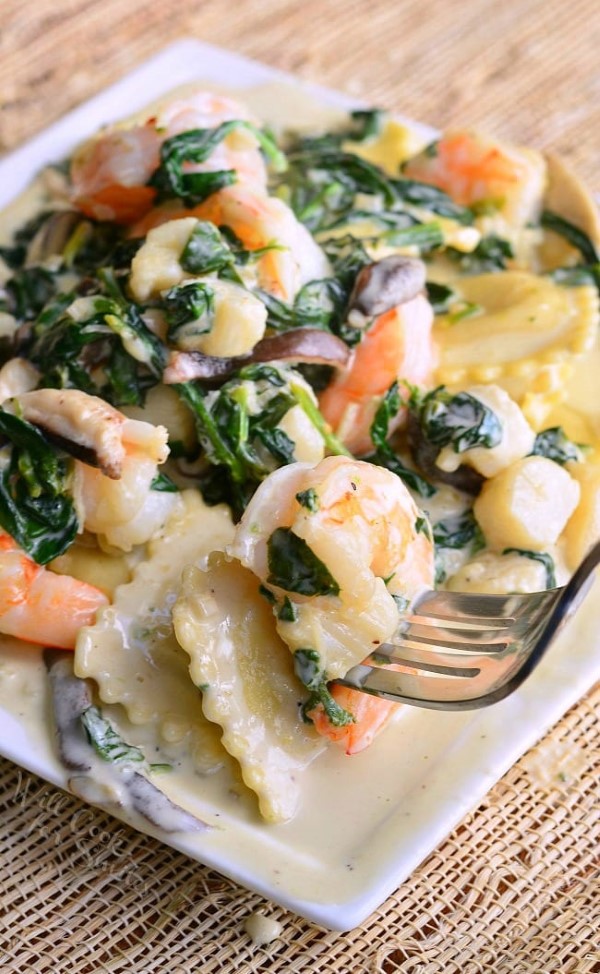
5,388,168,478
45,650,94,772
163,327,350,385
126,772,209,833
348,255,427,320
7,388,127,478
26,210,83,265
45,652,209,833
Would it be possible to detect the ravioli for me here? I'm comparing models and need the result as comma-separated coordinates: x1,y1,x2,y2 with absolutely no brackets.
173,553,326,823
75,491,235,774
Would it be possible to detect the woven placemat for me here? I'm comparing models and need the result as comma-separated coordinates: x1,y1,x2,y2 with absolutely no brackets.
1,1,599,969
1,0,599,189
1,685,598,972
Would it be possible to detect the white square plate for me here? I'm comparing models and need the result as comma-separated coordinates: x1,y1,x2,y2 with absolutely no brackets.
0,39,599,931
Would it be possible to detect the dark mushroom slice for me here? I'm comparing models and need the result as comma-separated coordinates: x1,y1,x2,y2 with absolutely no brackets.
163,327,351,385
6,388,127,478
126,772,209,833
348,255,427,319
407,411,484,495
26,210,83,264
45,650,94,772
45,652,210,833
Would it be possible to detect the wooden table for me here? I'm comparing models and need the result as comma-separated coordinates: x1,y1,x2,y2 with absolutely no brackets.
1,2,599,971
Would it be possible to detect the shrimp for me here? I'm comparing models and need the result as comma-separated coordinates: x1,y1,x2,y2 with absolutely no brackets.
0,533,108,649
318,293,436,455
403,129,547,229
70,90,268,224
131,184,331,303
70,412,177,552
231,455,435,753
10,387,177,552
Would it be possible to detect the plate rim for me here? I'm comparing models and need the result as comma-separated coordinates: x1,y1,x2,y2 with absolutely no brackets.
0,37,599,932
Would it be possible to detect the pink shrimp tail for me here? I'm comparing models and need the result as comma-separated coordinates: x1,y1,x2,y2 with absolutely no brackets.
318,294,435,455
307,684,396,755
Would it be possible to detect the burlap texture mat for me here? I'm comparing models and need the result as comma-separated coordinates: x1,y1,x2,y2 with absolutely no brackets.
1,1,599,970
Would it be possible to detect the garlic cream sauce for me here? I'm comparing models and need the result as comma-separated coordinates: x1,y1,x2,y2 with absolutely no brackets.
1,82,599,911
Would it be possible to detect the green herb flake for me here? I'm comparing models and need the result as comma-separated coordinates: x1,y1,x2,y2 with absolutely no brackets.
415,516,432,540
278,596,298,623
295,487,320,512
293,648,323,689
150,472,179,492
258,583,277,605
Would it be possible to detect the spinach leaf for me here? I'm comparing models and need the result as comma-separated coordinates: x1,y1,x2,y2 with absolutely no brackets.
367,382,436,497
30,273,166,406
426,281,456,314
540,210,600,266
530,426,582,465
392,178,473,225
380,222,444,251
414,386,502,454
150,122,286,207
0,211,52,270
549,264,600,290
448,234,514,273
278,596,298,622
267,527,340,596
150,472,179,492
256,276,347,335
2,267,59,322
503,548,557,589
180,221,236,274
293,648,323,687
81,706,146,764
433,511,484,551
163,282,215,343
0,409,78,564
302,683,355,727
293,647,355,726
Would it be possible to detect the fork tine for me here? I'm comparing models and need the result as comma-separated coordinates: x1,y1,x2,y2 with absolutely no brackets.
370,651,482,677
393,623,512,653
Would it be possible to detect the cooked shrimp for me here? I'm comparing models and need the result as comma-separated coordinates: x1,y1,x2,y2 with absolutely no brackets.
131,184,331,303
403,130,546,228
231,455,435,752
306,680,399,755
0,533,108,649
318,293,435,455
70,90,268,224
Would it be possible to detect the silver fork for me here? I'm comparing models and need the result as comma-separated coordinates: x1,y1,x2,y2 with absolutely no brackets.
337,541,600,711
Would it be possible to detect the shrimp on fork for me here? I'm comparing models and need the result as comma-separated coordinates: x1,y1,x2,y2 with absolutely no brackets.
0,533,108,649
70,90,270,224
231,455,435,753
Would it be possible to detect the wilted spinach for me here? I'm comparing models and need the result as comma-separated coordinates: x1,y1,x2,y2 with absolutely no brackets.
0,409,78,564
